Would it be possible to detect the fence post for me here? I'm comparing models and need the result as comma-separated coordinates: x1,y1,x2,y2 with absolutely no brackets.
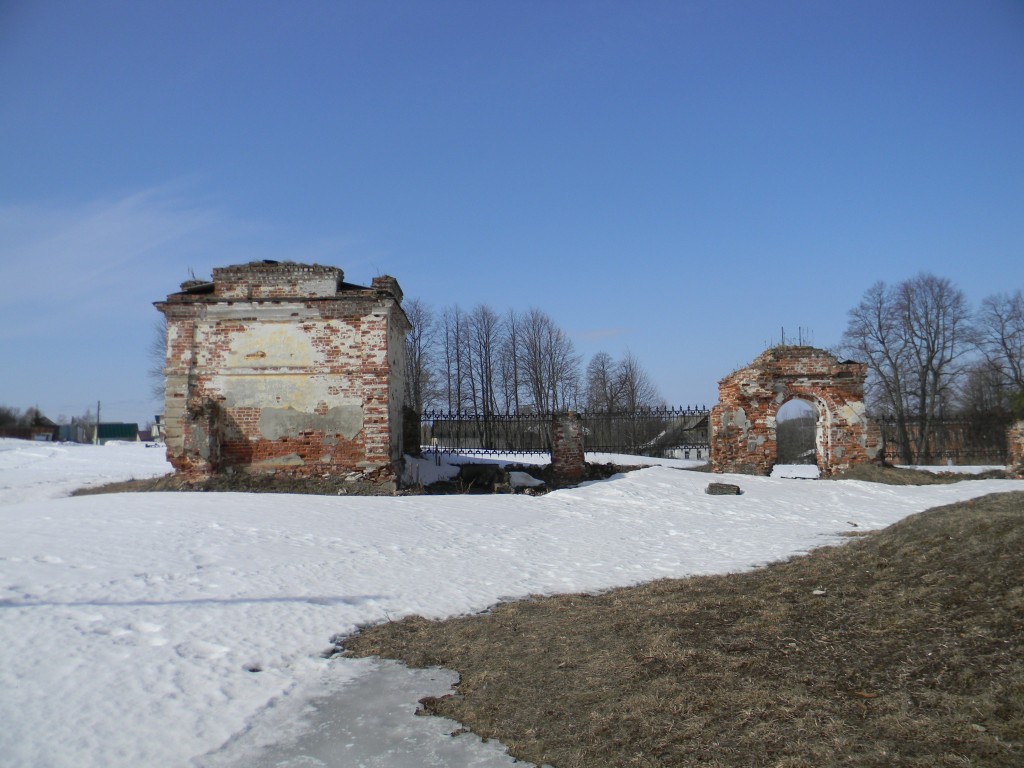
551,412,585,484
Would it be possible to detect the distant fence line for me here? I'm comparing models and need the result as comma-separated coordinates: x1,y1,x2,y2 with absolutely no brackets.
419,406,711,459
874,414,1013,466
418,408,1013,465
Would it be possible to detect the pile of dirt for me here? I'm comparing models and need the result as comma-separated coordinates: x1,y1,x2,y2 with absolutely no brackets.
71,461,640,497
525,461,642,489
71,474,188,496
340,492,1024,767
72,472,398,496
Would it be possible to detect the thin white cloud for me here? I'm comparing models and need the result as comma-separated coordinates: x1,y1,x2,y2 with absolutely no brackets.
0,186,391,346
0,187,228,303
0,187,268,340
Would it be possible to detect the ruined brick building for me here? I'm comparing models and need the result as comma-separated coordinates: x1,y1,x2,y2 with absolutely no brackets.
710,346,882,477
155,262,410,484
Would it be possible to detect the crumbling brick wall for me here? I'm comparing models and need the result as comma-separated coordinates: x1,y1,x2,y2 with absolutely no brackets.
155,262,411,484
710,346,881,477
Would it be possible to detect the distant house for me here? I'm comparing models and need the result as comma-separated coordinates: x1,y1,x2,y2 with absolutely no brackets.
57,422,139,444
0,413,59,442
154,261,411,485
95,423,140,444
57,422,90,443
137,416,165,443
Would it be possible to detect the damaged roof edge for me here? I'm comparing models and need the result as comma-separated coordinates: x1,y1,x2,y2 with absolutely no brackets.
161,262,406,303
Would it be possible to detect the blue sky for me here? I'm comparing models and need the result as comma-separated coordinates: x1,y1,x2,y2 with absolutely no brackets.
2,0,1022,424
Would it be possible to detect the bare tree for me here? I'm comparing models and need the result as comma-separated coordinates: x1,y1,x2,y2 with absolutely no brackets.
427,303,583,415
974,290,1024,407
497,308,523,414
897,274,973,458
840,274,972,462
585,352,622,411
0,405,21,428
585,351,662,413
617,351,663,412
21,406,45,426
440,305,468,412
465,304,502,417
149,315,168,402
841,281,910,429
582,350,663,451
520,308,581,412
403,299,440,413
959,360,1009,416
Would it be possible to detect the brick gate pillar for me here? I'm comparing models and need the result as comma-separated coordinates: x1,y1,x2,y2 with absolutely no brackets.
551,412,585,484
1008,421,1024,477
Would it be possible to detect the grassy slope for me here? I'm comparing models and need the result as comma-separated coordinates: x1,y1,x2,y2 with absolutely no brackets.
343,490,1024,767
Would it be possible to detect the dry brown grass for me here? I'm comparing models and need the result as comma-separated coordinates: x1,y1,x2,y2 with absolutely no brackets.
69,461,632,497
341,492,1024,767
831,463,1012,485
71,472,401,496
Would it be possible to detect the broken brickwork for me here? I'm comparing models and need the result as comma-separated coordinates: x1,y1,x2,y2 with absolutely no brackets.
710,346,881,477
551,412,585,484
155,262,410,484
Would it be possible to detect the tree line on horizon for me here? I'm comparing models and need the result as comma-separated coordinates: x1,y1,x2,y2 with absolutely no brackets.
0,405,53,430
403,301,663,417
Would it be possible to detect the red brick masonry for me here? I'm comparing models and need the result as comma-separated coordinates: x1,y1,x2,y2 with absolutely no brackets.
155,262,410,484
711,346,881,477
551,412,585,484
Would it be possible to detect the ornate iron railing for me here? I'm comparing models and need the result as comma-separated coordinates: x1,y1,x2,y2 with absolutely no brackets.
418,408,1012,464
419,406,710,458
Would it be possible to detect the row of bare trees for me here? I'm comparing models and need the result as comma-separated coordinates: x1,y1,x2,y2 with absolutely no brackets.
584,351,663,413
0,405,99,442
0,405,51,429
839,273,1024,462
404,300,663,415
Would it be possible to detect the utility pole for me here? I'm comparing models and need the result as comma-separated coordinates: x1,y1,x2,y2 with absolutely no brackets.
95,400,100,445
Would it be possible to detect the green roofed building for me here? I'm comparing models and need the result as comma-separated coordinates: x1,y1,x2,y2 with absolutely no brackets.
95,423,139,444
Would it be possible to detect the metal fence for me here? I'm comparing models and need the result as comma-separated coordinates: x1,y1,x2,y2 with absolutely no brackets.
874,414,1013,465
420,409,1013,464
420,406,711,458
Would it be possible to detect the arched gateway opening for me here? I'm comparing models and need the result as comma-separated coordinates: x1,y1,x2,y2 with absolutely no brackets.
776,398,817,465
710,346,882,477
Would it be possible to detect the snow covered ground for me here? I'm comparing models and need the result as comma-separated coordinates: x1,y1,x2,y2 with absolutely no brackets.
0,439,1019,767
899,464,1007,474
0,438,170,504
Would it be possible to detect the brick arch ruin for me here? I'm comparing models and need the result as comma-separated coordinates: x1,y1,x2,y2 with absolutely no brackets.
710,346,882,477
